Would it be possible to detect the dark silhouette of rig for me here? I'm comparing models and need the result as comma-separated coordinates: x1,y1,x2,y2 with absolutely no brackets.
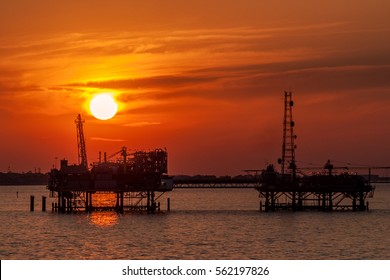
48,114,172,213
48,92,380,213
174,91,377,211
256,91,375,211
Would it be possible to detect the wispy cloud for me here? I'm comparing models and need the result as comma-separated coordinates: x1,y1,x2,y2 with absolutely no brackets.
123,121,161,127
90,137,126,142
2,23,390,118
64,75,218,90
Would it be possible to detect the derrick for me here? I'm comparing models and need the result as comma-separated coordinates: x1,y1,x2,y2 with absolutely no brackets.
75,114,88,170
280,91,297,179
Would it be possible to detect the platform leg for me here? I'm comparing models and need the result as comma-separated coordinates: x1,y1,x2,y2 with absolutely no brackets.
359,191,365,211
120,192,124,214
85,192,89,212
265,191,269,212
292,191,296,211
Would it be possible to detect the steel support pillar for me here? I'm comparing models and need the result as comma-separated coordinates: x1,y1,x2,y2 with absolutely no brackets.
359,191,365,211
265,191,270,212
328,192,333,211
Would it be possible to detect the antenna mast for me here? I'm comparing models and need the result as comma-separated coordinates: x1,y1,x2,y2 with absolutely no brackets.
281,91,297,179
75,114,88,170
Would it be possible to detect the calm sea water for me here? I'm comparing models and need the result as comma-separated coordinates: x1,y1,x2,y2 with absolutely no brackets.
1,185,390,260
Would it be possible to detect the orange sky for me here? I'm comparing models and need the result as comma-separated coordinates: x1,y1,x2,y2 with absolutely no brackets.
1,0,390,175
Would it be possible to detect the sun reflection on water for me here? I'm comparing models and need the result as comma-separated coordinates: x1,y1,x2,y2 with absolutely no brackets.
88,212,119,227
92,193,117,207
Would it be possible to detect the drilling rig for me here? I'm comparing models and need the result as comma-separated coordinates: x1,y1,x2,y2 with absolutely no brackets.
257,91,374,211
48,114,172,213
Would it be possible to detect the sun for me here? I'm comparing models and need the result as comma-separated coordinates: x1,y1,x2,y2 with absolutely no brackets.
90,93,118,120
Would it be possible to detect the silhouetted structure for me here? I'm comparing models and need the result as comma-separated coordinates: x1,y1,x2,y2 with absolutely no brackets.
280,90,297,179
47,91,379,213
75,114,88,171
172,91,376,211
256,91,375,211
48,115,172,213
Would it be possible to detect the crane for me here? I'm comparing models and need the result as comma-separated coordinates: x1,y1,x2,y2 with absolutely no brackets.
107,147,129,173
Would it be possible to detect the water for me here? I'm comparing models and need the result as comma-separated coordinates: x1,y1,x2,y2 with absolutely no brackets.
1,185,390,259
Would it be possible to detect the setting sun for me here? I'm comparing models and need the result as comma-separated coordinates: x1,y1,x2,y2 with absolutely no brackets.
89,93,118,120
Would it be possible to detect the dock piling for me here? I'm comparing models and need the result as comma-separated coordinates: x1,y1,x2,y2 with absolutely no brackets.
30,195,34,211
42,196,46,212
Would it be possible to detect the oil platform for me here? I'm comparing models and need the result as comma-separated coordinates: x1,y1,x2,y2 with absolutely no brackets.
256,91,375,211
48,91,376,213
48,114,173,213
172,91,376,211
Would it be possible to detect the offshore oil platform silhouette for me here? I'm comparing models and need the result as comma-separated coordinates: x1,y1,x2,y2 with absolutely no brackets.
256,91,376,211
48,91,380,213
48,114,172,213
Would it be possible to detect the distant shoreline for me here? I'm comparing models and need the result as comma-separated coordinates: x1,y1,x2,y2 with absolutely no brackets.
0,172,49,185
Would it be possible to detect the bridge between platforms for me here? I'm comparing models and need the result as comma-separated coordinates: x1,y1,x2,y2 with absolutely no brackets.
172,177,260,189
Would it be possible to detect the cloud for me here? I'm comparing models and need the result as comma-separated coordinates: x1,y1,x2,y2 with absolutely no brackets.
1,23,350,69
90,137,126,142
2,24,390,119
64,75,218,90
123,122,161,127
